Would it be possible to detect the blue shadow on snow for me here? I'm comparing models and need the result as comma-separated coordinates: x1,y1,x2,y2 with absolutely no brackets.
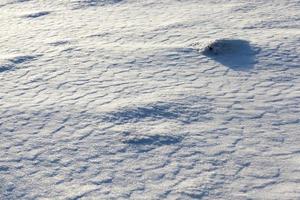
202,39,260,71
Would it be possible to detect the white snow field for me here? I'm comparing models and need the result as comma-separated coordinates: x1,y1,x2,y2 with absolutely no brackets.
0,0,300,199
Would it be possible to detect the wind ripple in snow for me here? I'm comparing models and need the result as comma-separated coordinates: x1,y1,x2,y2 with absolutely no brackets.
0,55,39,73
1,0,300,199
124,134,183,152
0,0,30,7
21,11,51,19
71,0,123,8
102,100,213,124
0,64,13,73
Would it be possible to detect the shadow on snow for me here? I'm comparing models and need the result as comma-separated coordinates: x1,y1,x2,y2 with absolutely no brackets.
202,39,260,71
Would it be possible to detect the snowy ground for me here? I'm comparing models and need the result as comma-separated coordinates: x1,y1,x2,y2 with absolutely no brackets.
0,0,300,199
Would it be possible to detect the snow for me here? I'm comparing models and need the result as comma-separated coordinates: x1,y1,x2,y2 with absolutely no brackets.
0,0,300,199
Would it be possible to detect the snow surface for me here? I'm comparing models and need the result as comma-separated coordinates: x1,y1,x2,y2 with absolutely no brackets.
0,0,300,199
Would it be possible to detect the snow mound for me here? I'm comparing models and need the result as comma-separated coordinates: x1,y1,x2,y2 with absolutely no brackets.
201,39,254,55
194,39,260,70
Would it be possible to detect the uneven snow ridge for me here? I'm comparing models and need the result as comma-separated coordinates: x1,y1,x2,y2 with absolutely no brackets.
0,0,300,199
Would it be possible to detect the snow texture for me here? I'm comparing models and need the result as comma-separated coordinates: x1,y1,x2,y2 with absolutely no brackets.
0,0,300,199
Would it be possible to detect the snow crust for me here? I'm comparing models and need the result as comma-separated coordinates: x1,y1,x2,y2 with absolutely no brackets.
0,0,300,199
